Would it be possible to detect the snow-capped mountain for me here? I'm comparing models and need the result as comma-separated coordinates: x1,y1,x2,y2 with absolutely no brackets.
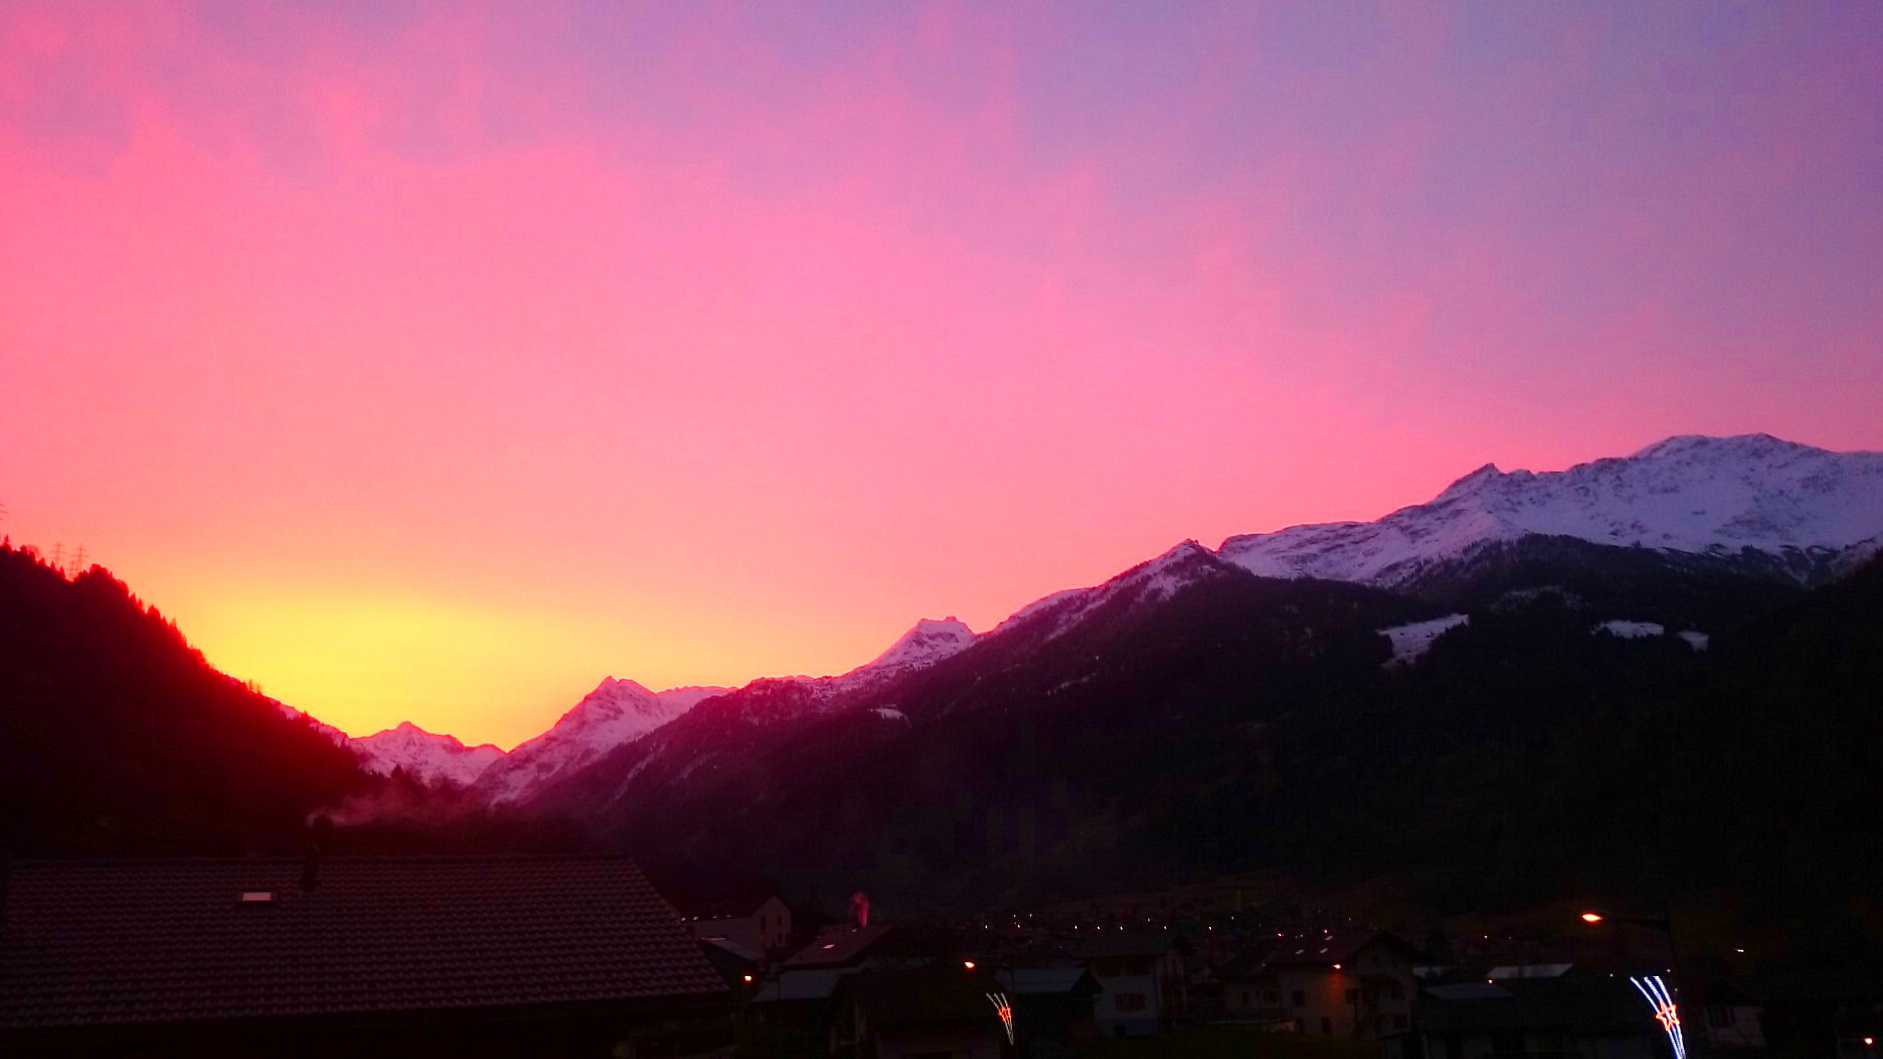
1216,434,1883,588
350,722,506,787
473,679,730,805
991,540,1243,643
732,616,982,713
866,616,977,671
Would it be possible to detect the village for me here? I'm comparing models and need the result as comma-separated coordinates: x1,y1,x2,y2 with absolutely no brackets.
4,855,1879,1058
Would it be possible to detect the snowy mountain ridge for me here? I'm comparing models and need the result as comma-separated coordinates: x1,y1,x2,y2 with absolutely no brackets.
472,678,731,805
1216,434,1883,588
349,722,506,788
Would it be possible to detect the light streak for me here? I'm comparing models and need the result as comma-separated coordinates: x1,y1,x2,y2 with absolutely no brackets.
1630,975,1686,1059
987,991,1015,1045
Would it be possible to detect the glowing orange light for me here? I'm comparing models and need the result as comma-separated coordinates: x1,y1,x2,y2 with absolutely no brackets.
742,974,753,983
964,960,976,970
1864,1038,1874,1047
1581,912,1604,923
1333,964,1342,971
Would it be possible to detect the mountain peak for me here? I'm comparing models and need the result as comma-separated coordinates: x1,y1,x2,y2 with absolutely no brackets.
1628,432,1819,461
864,616,978,672
1432,462,1504,501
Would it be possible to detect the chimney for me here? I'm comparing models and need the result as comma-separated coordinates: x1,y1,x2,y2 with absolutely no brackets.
301,815,333,893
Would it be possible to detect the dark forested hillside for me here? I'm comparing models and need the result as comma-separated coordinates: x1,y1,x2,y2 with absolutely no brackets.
525,547,1878,941
0,543,369,855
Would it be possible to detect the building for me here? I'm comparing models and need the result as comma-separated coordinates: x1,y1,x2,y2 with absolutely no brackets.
1396,978,1656,1059
0,855,732,1058
993,966,1101,1053
1074,929,1189,1037
1259,926,1420,1039
753,925,934,1033
830,966,1013,1059
682,892,795,958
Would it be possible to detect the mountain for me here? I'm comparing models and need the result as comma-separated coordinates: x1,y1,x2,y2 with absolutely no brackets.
350,722,506,787
1218,433,1883,590
0,543,369,854
472,679,731,805
505,434,1883,919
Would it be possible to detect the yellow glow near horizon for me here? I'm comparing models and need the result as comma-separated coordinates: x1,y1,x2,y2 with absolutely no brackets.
180,592,664,750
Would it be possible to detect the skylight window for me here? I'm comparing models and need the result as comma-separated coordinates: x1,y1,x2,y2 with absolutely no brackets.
239,891,275,904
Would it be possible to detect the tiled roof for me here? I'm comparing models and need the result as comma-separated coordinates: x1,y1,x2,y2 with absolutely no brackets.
0,856,729,1031
783,924,897,968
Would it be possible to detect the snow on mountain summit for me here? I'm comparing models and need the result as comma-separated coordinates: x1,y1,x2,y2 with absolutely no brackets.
1217,434,1883,587
473,677,730,804
350,721,506,787
864,617,977,671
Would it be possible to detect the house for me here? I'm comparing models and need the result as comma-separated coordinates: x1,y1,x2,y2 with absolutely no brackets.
681,892,795,958
1698,979,1768,1051
992,966,1101,1052
1395,978,1656,1059
1074,929,1189,1037
753,925,933,1031
1260,926,1420,1039
699,936,767,995
829,966,1013,1059
1221,948,1289,1025
0,855,732,1058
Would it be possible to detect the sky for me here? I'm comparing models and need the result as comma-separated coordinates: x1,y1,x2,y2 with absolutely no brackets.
3,2,1881,749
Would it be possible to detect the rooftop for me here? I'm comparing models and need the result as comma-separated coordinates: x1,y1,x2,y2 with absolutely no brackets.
0,855,728,1032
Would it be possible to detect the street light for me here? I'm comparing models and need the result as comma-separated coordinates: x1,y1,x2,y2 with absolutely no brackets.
1581,912,1604,923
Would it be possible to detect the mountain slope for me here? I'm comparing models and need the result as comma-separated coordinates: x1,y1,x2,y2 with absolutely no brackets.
473,679,730,805
1219,434,1883,589
0,544,370,854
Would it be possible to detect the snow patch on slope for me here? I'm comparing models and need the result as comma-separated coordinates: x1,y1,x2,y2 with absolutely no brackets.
1379,614,1470,667
1595,620,1665,639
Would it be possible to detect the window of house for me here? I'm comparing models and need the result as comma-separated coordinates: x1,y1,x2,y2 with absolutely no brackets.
1240,990,1252,1006
1345,988,1359,1004
1115,993,1148,1012
1264,991,1279,1004
1394,1015,1408,1031
1707,1006,1731,1028
1389,984,1404,1000
1293,991,1307,1008
1321,1018,1333,1035
1127,958,1152,976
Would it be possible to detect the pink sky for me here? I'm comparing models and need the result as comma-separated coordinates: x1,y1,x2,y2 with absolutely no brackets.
4,2,1881,747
